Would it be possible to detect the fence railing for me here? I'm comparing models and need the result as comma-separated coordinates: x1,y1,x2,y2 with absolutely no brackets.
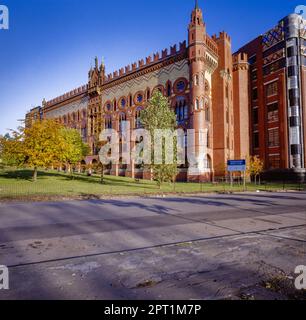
1,167,306,199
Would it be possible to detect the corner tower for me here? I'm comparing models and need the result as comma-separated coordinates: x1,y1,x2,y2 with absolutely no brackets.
188,2,215,182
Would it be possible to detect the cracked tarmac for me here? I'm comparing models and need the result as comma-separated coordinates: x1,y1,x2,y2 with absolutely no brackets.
0,192,306,300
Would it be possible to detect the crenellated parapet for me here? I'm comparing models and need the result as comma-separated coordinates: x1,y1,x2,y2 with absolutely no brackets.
104,41,187,83
212,31,231,44
44,85,88,109
233,52,249,71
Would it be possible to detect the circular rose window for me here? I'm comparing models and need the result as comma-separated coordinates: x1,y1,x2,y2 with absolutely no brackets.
137,94,143,103
176,80,186,92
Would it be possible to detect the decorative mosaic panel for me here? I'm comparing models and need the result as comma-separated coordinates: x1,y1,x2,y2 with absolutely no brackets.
102,59,189,102
263,49,285,65
262,22,284,51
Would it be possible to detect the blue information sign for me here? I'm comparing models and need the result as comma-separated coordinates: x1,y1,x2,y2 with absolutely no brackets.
227,160,246,172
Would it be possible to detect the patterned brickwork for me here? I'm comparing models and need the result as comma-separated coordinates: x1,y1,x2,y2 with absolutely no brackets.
263,49,285,66
262,22,284,51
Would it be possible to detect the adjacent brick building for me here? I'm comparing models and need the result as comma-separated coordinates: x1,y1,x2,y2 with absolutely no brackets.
236,13,306,181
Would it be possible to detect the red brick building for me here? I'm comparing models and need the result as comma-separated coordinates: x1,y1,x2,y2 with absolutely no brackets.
236,14,306,181
26,3,250,182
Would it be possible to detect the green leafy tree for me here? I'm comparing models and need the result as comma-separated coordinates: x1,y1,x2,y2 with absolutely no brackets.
60,128,90,177
140,90,178,188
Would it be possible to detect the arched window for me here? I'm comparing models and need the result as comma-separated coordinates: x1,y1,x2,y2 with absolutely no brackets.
136,93,143,104
105,102,112,112
119,113,127,132
200,98,204,110
146,89,150,101
195,99,199,111
175,97,188,123
178,130,188,169
205,104,210,122
120,98,126,108
195,75,199,86
167,82,171,97
205,80,210,94
135,107,143,129
129,95,133,107
81,127,87,139
204,155,212,169
113,99,117,111
105,116,112,129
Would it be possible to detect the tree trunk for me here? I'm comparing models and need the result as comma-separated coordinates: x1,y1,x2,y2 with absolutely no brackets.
33,167,38,182
69,164,74,179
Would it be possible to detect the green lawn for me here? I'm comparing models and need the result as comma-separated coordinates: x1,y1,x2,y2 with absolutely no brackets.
0,168,305,200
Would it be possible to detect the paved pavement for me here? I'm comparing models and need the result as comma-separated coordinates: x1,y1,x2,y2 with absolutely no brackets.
0,192,306,300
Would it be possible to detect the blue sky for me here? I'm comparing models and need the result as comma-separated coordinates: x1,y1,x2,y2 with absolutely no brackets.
0,0,301,135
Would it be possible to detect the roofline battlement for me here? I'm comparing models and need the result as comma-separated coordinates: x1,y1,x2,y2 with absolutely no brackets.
233,52,248,64
104,41,188,83
44,84,88,108
212,31,231,43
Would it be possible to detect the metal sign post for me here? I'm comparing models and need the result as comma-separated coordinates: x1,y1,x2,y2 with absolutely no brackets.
227,160,247,191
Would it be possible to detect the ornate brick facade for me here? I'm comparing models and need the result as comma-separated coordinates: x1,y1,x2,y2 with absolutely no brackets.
25,4,250,181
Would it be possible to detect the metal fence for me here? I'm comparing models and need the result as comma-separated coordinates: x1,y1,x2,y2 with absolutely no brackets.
0,174,305,200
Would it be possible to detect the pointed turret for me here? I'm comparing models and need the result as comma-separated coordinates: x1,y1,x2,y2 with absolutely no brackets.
188,1,206,47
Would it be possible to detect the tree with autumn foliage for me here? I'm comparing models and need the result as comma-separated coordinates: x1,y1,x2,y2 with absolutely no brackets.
140,90,178,188
0,119,89,181
247,155,265,185
0,130,25,168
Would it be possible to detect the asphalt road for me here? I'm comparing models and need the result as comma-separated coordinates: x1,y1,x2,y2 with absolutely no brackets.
0,192,306,300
